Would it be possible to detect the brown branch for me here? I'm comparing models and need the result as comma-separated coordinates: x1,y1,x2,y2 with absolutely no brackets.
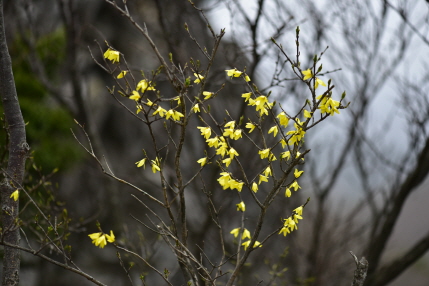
350,252,368,286
367,224,429,286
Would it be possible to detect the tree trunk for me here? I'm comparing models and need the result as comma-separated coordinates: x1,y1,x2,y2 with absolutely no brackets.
0,0,29,285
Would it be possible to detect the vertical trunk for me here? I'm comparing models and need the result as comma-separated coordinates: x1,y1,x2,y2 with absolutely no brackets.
0,0,28,285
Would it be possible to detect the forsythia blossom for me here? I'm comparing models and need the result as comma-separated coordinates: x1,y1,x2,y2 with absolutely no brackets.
302,69,326,89
230,228,251,240
268,126,278,137
277,112,289,127
129,91,141,101
225,68,243,78
246,122,256,133
137,80,155,92
317,95,340,116
252,182,258,193
151,158,161,173
294,169,304,178
165,109,184,121
236,201,246,212
117,71,127,78
197,157,208,167
153,106,167,117
103,48,119,63
279,206,304,237
194,73,204,84
192,104,200,113
242,240,262,250
197,126,211,140
203,91,214,100
135,158,146,168
217,172,243,191
88,230,115,248
10,190,19,201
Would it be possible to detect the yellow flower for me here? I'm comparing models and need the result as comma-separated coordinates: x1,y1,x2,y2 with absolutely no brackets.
10,189,19,201
218,172,232,189
242,240,262,250
258,174,268,184
105,230,115,243
285,188,291,197
230,228,241,237
242,92,252,102
279,226,290,236
197,126,211,139
236,201,246,212
293,214,303,223
280,139,287,148
290,181,301,191
129,90,141,101
152,106,167,117
294,206,303,216
258,148,270,159
315,78,326,89
244,74,251,82
302,69,313,80
252,182,258,193
281,151,291,160
88,230,115,248
151,158,161,173
117,71,127,78
302,69,326,89
317,95,340,116
230,180,244,192
277,112,289,127
88,232,106,248
250,95,272,116
165,110,184,121
103,48,119,63
192,104,200,113
242,229,251,240
135,158,146,168
263,166,272,177
206,137,219,148
222,157,232,167
294,169,304,178
203,91,213,99
216,142,228,157
228,148,239,159
268,126,278,137
230,228,251,240
137,79,155,92
246,122,256,133
225,68,243,77
146,99,154,106
194,73,204,84
304,110,312,118
197,157,208,166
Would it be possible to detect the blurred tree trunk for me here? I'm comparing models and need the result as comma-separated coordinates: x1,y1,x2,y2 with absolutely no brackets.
0,0,28,285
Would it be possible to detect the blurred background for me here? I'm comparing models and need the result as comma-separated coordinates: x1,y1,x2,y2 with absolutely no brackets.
2,0,429,285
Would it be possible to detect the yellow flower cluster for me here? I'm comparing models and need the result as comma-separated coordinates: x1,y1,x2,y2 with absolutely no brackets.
223,121,242,140
88,230,115,248
286,118,306,145
247,95,274,116
230,228,262,250
217,172,243,192
279,207,303,236
317,95,340,116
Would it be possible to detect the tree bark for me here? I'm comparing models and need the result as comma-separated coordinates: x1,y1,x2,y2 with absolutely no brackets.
0,0,29,285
